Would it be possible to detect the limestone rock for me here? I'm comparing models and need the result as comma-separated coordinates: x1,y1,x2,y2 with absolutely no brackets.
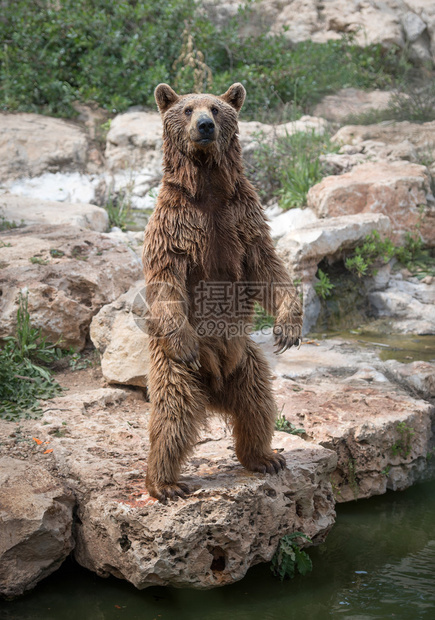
384,360,435,399
307,161,434,244
90,281,150,387
3,172,103,206
13,387,336,590
257,333,435,502
368,274,435,334
0,194,108,232
313,88,394,122
0,457,74,598
0,225,142,349
267,206,318,240
0,113,91,181
276,212,391,280
333,121,435,160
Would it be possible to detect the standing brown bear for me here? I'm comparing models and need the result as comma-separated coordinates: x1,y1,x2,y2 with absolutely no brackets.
143,83,303,502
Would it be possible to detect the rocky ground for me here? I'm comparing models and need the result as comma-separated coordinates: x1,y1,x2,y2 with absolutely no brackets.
1,34,435,597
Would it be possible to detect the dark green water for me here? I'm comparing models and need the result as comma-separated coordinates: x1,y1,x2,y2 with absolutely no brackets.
1,480,435,620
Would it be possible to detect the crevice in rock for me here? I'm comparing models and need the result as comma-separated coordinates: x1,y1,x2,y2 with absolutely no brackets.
207,545,226,572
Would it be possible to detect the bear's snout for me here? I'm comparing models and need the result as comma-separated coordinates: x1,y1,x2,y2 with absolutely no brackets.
197,116,215,138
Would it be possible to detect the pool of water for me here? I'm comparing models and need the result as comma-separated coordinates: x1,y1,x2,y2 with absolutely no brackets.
313,331,435,363
1,479,434,620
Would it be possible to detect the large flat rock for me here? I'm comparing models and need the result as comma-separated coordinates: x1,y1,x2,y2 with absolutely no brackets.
307,161,434,245
0,194,108,232
0,457,74,598
0,224,142,349
0,387,337,591
256,333,435,502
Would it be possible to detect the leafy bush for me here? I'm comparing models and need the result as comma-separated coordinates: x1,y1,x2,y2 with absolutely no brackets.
315,268,335,299
271,532,313,581
0,0,410,119
0,293,65,420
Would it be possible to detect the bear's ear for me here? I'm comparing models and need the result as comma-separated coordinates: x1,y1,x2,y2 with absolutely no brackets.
220,83,246,112
154,84,180,114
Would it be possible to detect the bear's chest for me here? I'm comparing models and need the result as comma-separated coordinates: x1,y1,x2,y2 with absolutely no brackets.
188,207,245,283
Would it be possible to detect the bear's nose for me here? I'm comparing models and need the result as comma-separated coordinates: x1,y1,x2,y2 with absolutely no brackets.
197,117,215,137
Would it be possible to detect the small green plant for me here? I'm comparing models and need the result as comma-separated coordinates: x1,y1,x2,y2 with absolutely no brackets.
344,230,396,278
0,293,66,420
271,532,313,581
0,240,12,248
391,422,415,458
381,466,391,476
275,409,305,435
29,256,49,265
105,192,134,231
69,352,93,371
0,215,19,231
50,249,65,258
314,268,334,299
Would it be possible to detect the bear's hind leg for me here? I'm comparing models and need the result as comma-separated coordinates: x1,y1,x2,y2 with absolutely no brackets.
146,346,207,502
215,340,285,475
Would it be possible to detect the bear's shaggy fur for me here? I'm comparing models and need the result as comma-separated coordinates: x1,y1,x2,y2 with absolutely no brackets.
143,83,303,501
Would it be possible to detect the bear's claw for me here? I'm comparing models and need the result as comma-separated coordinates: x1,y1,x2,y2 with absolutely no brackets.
148,482,190,503
244,452,286,475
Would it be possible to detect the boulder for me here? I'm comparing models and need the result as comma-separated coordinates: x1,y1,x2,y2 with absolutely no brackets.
90,281,150,387
384,360,435,400
368,274,435,334
0,113,92,181
267,206,318,240
256,333,435,502
0,457,74,598
307,162,435,245
2,387,336,590
0,194,108,232
276,212,391,281
0,224,142,349
313,88,394,122
333,121,435,161
2,172,103,206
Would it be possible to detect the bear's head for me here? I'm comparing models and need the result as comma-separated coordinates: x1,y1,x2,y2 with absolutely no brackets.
154,83,246,158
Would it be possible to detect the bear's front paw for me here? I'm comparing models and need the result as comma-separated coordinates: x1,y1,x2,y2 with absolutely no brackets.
273,322,302,355
243,452,286,475
147,481,190,503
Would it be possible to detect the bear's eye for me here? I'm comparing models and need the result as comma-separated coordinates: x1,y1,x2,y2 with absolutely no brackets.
211,107,219,116
184,108,193,116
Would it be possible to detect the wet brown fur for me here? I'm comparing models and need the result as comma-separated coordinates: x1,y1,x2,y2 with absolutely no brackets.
143,83,303,501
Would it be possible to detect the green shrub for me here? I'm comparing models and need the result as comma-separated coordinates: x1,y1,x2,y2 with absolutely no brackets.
0,1,411,119
249,129,337,207
0,293,66,420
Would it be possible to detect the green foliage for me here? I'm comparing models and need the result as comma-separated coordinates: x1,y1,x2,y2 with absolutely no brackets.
0,293,65,420
344,230,396,278
271,532,313,581
344,229,435,280
315,268,335,299
69,352,93,371
249,130,337,206
105,192,134,231
391,422,415,458
0,1,410,119
275,410,305,435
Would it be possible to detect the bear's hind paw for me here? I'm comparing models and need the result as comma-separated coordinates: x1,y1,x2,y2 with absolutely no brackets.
147,481,190,503
244,452,286,475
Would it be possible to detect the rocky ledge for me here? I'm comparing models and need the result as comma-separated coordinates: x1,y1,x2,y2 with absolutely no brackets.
0,386,336,595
